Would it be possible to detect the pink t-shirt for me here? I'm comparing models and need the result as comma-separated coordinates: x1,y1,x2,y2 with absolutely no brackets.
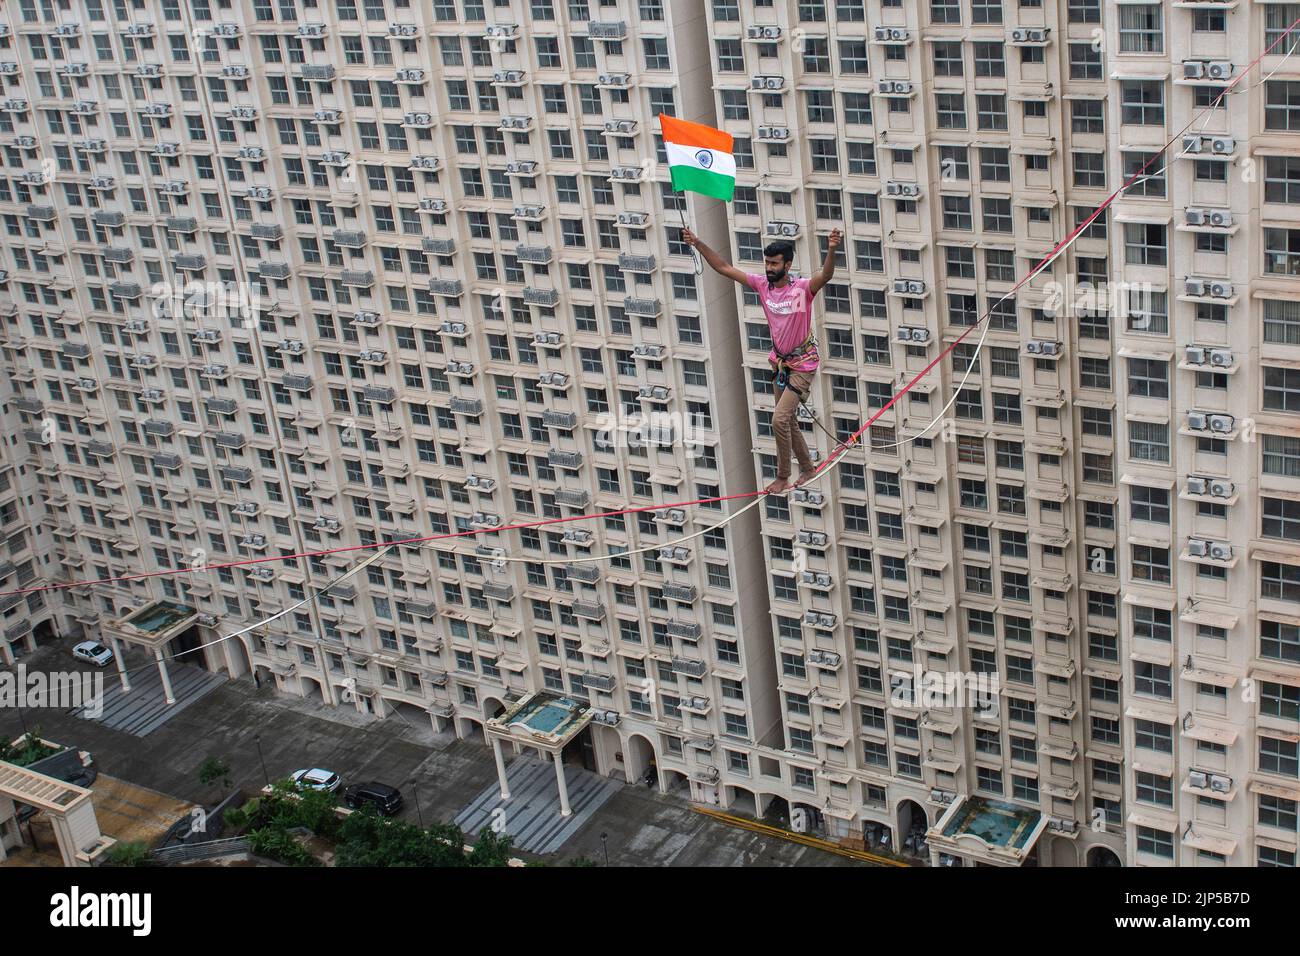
747,273,819,372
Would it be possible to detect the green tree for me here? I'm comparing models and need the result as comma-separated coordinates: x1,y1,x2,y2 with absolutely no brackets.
106,841,153,867
197,755,232,792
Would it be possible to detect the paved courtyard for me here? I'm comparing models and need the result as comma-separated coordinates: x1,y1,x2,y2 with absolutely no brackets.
1,642,866,866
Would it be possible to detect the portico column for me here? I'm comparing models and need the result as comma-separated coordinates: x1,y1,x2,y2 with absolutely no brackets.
154,648,175,705
491,735,511,800
110,637,130,693
553,752,572,817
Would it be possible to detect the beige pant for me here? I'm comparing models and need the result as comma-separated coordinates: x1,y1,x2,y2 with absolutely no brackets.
771,366,816,479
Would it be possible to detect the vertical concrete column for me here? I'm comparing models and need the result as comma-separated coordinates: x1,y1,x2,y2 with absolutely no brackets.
110,637,130,693
553,752,572,817
491,735,511,800
154,648,175,705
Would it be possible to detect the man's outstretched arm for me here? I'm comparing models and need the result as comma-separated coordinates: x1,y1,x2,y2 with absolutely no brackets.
681,228,749,286
808,228,842,298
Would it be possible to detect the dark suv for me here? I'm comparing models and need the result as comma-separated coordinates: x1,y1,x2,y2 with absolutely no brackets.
342,782,403,815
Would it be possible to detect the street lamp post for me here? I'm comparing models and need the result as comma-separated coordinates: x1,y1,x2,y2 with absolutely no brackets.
601,831,609,866
253,734,269,786
408,779,425,828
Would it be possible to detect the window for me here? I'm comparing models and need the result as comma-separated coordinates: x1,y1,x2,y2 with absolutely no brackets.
1118,4,1164,54
1121,80,1165,126
1128,421,1169,464
1264,366,1300,413
1125,222,1167,266
1266,81,1300,132
1127,358,1169,398
1265,156,1300,205
1265,228,1300,276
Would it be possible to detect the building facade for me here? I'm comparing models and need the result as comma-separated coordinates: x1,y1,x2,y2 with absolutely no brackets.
0,0,1296,866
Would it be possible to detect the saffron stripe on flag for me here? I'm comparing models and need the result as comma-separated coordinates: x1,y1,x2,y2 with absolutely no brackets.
659,113,733,153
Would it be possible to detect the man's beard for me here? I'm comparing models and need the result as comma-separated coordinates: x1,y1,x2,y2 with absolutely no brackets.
766,269,787,284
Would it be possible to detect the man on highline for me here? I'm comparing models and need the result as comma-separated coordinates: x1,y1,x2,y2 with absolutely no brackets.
682,227,841,494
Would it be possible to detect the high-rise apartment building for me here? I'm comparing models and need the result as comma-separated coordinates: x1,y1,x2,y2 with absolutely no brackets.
0,0,1296,867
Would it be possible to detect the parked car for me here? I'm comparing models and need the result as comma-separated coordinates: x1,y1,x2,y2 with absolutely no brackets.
342,781,403,815
72,641,113,667
290,768,341,793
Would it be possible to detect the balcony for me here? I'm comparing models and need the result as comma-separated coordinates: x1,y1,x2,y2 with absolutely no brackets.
428,279,463,296
61,342,91,359
299,64,336,81
154,452,182,470
332,229,368,248
482,582,514,601
553,488,590,509
449,397,483,416
516,245,553,264
165,216,198,233
579,672,617,692
624,296,661,317
109,281,143,300
204,397,239,414
92,210,126,228
571,600,606,622
341,270,374,288
422,238,455,256
213,431,246,449
26,205,56,221
143,419,174,437
174,254,206,271
523,287,559,307
402,600,437,619
250,223,283,240
362,385,397,404
282,373,313,392
541,410,578,430
618,253,656,273
662,583,698,603
671,657,708,678
102,247,134,264
547,449,584,470
257,261,291,280
666,621,701,641
13,397,43,414
220,465,254,484
566,563,599,584
85,440,115,458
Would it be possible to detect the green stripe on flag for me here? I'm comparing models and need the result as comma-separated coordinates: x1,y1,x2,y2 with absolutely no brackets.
670,164,735,201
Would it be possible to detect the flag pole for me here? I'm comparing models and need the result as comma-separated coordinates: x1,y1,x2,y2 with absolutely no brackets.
677,197,702,276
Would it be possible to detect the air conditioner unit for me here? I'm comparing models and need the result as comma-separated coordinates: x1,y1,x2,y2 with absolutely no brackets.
534,331,561,346
1184,278,1206,297
297,23,326,37
1188,770,1209,789
1208,542,1232,561
314,109,341,123
910,328,929,343
1209,774,1231,793
237,146,265,160
1206,61,1233,80
757,126,790,140
1182,135,1203,154
419,199,447,212
1183,61,1206,80
906,280,927,295
1206,209,1231,227
1207,281,1232,299
1187,538,1209,557
1188,411,1209,431
892,279,911,294
247,186,272,201
395,68,426,82
1028,340,1059,356
405,112,433,125
616,212,647,226
1186,209,1205,226
1209,137,1235,155
389,23,420,37
1208,349,1232,368
493,70,524,84
229,106,257,120
1186,476,1209,496
597,73,629,87
1208,479,1234,498
765,76,783,90
1207,413,1234,433
1185,345,1208,365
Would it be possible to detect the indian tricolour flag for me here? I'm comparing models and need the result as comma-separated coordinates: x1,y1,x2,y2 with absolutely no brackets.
660,114,736,201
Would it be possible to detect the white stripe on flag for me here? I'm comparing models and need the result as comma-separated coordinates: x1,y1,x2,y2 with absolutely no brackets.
665,142,737,180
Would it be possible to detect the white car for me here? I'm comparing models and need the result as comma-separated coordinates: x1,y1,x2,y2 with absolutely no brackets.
72,641,113,667
291,768,341,793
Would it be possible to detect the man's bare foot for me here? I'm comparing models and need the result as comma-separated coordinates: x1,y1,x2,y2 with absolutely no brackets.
794,469,818,488
765,477,792,495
